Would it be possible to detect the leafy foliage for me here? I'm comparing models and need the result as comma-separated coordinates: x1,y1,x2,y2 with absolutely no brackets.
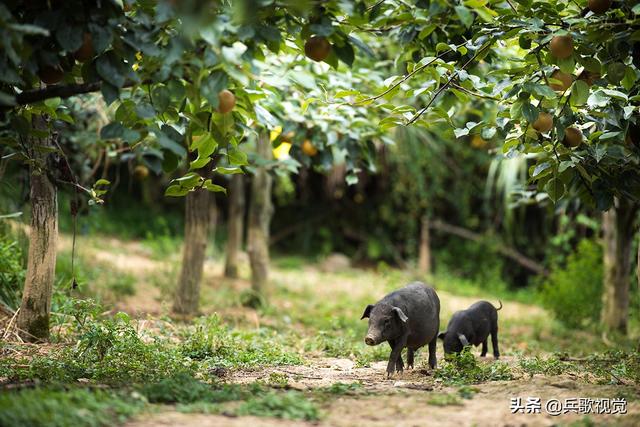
0,236,24,309
540,238,603,328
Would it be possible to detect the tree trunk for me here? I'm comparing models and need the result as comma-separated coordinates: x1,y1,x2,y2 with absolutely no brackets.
173,188,211,316
224,174,245,278
418,215,432,274
247,134,273,302
601,199,638,335
17,117,58,342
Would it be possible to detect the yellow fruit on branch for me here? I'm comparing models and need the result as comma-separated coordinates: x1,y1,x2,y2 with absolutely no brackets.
550,35,574,59
134,165,149,180
302,139,318,156
532,112,553,133
471,135,487,149
217,89,236,114
304,36,331,62
549,70,573,92
562,127,583,148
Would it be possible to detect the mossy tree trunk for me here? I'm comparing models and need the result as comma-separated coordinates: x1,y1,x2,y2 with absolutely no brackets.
418,215,431,274
173,188,211,316
247,134,273,302
601,199,638,335
224,174,245,278
17,116,58,342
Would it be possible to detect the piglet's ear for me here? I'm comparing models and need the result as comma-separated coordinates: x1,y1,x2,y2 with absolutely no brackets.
360,304,374,320
392,306,409,323
438,332,446,340
458,333,470,347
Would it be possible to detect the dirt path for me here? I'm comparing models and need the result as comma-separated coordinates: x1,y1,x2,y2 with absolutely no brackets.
126,356,639,427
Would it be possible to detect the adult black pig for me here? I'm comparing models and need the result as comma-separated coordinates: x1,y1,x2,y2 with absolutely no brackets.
438,300,502,358
361,282,440,377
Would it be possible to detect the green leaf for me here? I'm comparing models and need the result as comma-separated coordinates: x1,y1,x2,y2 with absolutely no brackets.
56,25,83,52
334,42,355,67
189,156,211,170
606,63,626,85
100,122,124,140
216,167,243,174
570,80,589,106
94,179,110,186
545,177,565,203
228,148,248,165
151,85,171,114
96,54,125,88
454,6,474,28
203,180,227,193
522,103,539,123
165,185,190,197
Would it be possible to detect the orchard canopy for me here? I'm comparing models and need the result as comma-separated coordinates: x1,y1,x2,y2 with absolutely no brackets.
0,0,637,206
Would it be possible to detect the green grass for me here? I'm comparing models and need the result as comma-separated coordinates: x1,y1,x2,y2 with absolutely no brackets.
0,387,145,427
237,391,319,421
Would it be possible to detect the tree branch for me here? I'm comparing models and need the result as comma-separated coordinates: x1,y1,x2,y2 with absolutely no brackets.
355,41,469,105
406,40,495,125
429,219,549,276
15,82,103,106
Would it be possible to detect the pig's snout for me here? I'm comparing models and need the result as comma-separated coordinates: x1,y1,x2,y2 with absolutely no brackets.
365,335,376,346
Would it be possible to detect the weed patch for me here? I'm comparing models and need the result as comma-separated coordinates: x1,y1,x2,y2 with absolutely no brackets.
435,348,512,385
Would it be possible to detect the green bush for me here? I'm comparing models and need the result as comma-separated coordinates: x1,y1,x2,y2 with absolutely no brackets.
0,237,25,310
540,239,603,329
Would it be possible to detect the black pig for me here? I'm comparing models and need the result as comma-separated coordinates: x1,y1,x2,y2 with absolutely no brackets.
361,282,440,377
438,300,502,358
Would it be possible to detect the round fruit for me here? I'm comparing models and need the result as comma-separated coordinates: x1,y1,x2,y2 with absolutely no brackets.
73,33,94,62
578,70,601,87
302,139,318,156
562,127,583,148
38,66,64,85
282,131,295,142
588,0,611,14
532,112,553,133
549,70,573,92
217,89,236,114
304,36,331,62
134,165,149,180
549,35,574,59
471,135,487,148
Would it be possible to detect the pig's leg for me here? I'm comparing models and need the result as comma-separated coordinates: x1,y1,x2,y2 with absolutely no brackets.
388,340,404,372
407,348,414,369
491,329,500,359
428,336,437,369
396,354,404,373
481,339,488,357
386,336,407,377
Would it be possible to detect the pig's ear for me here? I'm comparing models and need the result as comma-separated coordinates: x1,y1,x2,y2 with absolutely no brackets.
360,304,374,320
392,307,408,323
457,334,470,347
438,331,446,340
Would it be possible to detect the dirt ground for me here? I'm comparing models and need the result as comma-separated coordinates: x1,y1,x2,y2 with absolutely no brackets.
126,355,640,427
57,236,640,426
